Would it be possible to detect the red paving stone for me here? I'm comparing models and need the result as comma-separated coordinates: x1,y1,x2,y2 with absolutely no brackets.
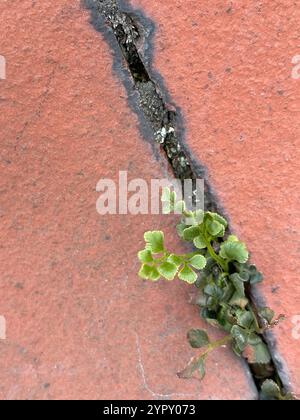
130,0,300,394
0,1,257,400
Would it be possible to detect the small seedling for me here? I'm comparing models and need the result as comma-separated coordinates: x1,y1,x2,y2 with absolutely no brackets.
138,187,290,400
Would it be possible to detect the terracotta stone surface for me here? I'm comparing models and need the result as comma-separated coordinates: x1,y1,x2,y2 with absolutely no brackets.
130,0,300,394
0,1,257,400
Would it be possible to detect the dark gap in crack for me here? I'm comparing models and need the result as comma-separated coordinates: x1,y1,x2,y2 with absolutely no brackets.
84,0,290,400
85,0,220,213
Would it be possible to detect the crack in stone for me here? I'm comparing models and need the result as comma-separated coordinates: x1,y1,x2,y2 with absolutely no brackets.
85,0,220,212
84,0,291,399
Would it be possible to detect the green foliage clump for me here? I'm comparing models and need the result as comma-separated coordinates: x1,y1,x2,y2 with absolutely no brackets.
138,188,291,400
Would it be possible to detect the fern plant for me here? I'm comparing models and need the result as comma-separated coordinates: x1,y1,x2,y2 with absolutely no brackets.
138,187,292,400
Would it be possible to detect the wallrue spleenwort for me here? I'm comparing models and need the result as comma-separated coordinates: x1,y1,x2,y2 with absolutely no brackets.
138,188,294,400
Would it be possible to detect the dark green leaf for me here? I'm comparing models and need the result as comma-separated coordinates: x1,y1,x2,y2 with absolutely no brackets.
230,273,246,296
253,342,271,364
249,265,263,284
259,307,275,324
198,357,206,380
231,325,248,352
221,283,235,303
229,291,249,309
187,329,210,348
217,306,236,332
204,284,223,299
261,380,281,399
201,309,221,329
232,342,243,357
250,272,263,285
239,269,250,282
177,355,206,380
236,310,254,329
248,333,263,346
261,379,295,401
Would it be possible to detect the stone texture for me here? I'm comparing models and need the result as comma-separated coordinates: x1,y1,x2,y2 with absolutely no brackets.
0,0,257,400
130,0,300,394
